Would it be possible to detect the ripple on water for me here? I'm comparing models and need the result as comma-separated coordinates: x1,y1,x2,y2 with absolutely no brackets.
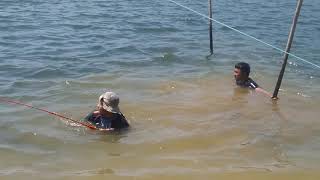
25,67,75,79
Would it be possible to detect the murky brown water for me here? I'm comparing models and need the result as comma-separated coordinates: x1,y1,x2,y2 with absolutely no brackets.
1,0,320,178
1,74,319,179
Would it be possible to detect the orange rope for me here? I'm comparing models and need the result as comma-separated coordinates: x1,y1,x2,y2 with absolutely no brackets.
0,97,97,130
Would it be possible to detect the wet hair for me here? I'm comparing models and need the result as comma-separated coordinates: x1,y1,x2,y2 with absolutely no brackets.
235,62,250,77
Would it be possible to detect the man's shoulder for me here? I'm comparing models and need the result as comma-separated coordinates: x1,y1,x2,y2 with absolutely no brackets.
247,78,259,89
84,110,99,121
113,113,130,128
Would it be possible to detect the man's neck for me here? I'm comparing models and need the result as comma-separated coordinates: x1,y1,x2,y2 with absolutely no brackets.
236,77,250,86
238,76,249,82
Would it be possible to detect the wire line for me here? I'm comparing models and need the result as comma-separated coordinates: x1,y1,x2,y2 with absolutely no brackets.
166,0,320,69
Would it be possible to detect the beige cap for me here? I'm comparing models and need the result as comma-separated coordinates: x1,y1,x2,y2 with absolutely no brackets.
99,92,121,114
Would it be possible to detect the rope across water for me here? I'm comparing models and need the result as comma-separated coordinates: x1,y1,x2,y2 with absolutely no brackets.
166,0,320,69
0,97,97,130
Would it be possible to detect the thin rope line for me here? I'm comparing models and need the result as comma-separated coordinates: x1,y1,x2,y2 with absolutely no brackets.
0,97,97,130
166,0,320,69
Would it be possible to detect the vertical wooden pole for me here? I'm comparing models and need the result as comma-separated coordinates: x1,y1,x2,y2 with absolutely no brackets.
209,0,213,55
272,0,303,99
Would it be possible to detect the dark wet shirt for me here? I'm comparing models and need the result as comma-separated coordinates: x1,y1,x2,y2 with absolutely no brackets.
84,111,129,130
236,78,259,89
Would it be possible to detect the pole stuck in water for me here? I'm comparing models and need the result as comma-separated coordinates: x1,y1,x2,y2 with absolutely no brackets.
208,0,213,55
272,0,303,99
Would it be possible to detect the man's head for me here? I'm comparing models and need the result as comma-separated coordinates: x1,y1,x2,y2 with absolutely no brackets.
98,91,121,114
234,62,250,81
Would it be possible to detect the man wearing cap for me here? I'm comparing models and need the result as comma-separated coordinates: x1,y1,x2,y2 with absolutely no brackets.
84,92,129,131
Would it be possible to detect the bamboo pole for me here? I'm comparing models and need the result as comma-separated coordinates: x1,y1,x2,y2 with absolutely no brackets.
208,0,213,55
272,0,303,99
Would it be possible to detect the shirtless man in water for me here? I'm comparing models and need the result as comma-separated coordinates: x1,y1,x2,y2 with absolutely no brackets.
234,62,272,97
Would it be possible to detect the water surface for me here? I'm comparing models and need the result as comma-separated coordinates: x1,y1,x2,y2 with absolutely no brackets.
1,0,320,179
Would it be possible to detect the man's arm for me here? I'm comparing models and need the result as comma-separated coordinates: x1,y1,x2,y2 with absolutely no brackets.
255,87,273,98
248,78,274,98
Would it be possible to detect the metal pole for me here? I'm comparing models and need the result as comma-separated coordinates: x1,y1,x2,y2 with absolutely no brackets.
272,0,303,99
209,0,213,55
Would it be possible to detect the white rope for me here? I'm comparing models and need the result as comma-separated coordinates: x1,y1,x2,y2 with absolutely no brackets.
166,0,320,69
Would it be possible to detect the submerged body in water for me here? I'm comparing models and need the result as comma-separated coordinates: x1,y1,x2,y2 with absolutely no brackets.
234,62,273,98
84,110,129,130
84,91,129,130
